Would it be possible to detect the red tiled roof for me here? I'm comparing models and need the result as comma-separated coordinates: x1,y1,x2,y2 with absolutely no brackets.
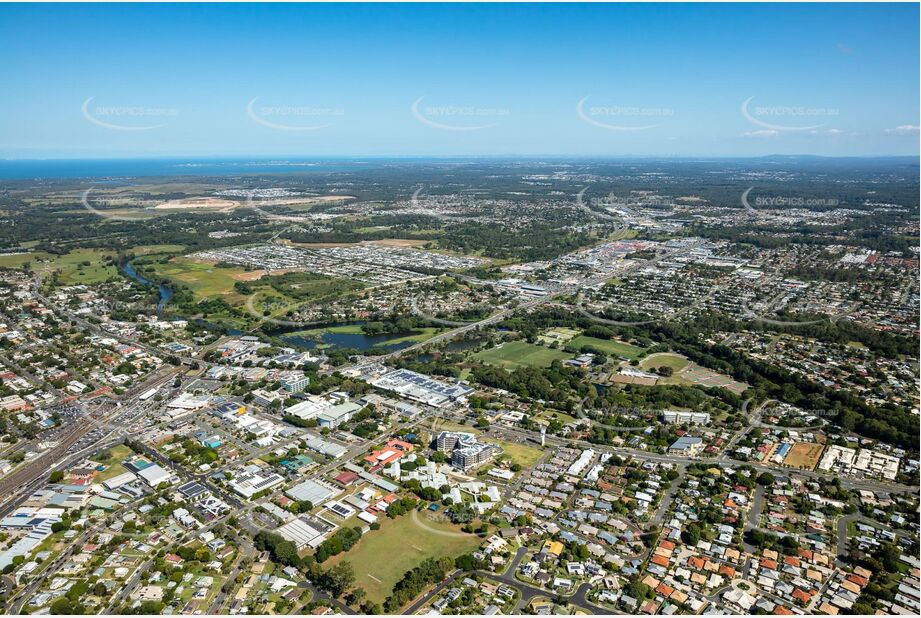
774,605,794,615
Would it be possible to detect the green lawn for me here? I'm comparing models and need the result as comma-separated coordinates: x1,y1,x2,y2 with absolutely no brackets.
436,419,480,434
537,327,580,345
0,248,119,284
93,444,134,481
293,324,365,336
325,513,480,606
639,352,690,372
130,244,186,256
152,257,253,302
377,327,440,346
535,410,579,426
0,251,53,268
473,340,573,370
568,335,645,360
484,439,544,468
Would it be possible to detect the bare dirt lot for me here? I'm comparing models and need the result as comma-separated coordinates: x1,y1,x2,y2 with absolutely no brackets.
286,238,428,249
154,197,238,210
783,442,824,470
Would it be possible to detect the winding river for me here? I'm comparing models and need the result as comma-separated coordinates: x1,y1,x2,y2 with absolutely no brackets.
121,262,173,313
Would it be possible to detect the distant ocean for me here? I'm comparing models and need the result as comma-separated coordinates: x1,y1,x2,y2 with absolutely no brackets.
1,155,915,180
0,158,379,180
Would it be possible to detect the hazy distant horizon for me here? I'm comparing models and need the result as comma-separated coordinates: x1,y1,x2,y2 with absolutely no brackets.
1,153,918,181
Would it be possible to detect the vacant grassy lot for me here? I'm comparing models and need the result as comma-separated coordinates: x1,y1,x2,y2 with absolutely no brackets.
0,251,53,269
291,324,364,337
152,257,253,303
568,335,645,360
484,438,544,468
379,328,441,346
325,512,479,606
0,248,119,284
130,244,186,256
57,249,121,284
93,444,134,481
473,340,572,370
255,270,363,303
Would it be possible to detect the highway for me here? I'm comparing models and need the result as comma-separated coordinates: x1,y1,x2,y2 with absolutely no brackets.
447,411,919,496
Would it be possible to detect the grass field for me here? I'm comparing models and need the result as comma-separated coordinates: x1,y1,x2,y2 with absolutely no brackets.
291,324,364,336
55,249,120,284
130,244,186,256
484,439,544,468
640,352,691,372
568,335,645,360
378,327,441,346
163,265,366,323
534,410,579,426
473,340,572,370
537,327,580,345
0,248,119,284
436,420,480,435
93,444,134,481
0,252,51,268
325,513,480,606
152,257,254,303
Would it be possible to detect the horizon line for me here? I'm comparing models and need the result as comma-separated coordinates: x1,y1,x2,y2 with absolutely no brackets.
3,153,919,162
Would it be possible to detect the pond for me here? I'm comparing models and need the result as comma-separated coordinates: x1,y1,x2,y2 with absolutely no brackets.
278,322,420,352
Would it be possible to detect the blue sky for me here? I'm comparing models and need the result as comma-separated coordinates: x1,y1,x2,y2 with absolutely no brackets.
0,2,918,158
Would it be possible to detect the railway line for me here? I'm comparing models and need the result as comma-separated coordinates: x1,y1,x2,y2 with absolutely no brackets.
0,415,99,516
0,367,184,517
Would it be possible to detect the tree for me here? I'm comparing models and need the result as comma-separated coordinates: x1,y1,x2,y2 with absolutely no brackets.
628,580,650,601
346,587,366,606
254,531,301,567
681,528,700,546
49,470,64,483
756,472,776,486
322,562,356,597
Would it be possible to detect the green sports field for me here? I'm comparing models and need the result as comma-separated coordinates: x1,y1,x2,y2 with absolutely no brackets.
639,352,690,372
568,335,646,359
473,340,573,370
325,512,480,606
